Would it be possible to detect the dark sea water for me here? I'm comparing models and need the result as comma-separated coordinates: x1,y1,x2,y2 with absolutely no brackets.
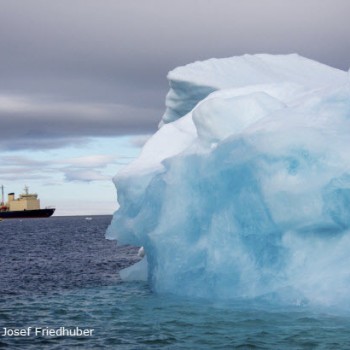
1,216,350,349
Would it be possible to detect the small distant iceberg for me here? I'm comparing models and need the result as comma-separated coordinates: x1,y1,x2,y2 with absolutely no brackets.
107,54,350,306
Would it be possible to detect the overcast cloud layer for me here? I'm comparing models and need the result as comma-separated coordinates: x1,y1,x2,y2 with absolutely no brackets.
0,0,349,150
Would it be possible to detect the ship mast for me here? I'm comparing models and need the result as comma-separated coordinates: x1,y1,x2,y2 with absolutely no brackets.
1,185,4,206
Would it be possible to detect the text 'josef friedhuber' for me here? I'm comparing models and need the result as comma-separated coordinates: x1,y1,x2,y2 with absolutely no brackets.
1,327,94,337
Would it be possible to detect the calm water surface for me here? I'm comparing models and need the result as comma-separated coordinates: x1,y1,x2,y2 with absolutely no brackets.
1,216,350,349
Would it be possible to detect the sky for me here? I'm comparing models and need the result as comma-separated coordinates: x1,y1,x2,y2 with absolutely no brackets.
0,0,349,215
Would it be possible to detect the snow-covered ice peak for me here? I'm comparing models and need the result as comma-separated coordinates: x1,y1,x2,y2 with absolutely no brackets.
162,53,346,124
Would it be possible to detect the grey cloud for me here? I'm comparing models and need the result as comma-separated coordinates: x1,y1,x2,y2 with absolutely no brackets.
0,173,51,181
0,153,132,183
61,154,132,182
64,170,111,183
0,95,161,150
0,164,54,180
128,135,152,148
0,0,349,150
0,137,91,152
0,155,48,167
58,155,117,168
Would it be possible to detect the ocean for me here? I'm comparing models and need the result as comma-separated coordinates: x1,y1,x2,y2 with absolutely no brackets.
1,216,350,349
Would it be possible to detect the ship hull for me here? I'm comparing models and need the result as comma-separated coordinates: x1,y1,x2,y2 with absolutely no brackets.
0,208,55,219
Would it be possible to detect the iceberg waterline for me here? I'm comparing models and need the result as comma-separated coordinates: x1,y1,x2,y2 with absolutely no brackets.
107,54,350,305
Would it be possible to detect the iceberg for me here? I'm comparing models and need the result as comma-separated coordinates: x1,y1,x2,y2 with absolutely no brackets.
107,54,350,305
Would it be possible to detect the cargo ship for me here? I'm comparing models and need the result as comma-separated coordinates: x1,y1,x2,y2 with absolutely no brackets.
0,185,55,219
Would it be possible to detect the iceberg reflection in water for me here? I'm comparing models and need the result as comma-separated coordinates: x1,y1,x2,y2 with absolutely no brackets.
107,54,350,306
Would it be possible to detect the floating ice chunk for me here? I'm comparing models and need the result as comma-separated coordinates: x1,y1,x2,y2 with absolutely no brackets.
119,257,148,282
138,246,145,257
